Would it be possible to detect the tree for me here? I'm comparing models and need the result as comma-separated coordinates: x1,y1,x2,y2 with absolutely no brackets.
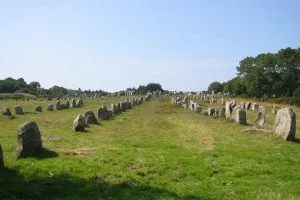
207,81,223,93
145,83,163,92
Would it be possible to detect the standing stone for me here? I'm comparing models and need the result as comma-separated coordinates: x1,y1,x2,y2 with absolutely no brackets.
217,107,226,117
245,102,251,110
47,103,54,111
234,108,246,125
225,101,232,118
71,98,76,108
15,105,24,115
207,108,215,116
0,145,3,170
98,106,109,120
107,110,113,118
252,103,259,111
111,103,118,114
120,102,126,112
273,108,296,141
272,105,280,114
73,114,86,132
1,107,11,116
76,100,81,107
65,101,70,109
35,105,42,112
254,109,266,129
240,101,245,110
231,100,236,107
16,121,42,158
56,100,61,110
84,110,98,124
117,103,121,113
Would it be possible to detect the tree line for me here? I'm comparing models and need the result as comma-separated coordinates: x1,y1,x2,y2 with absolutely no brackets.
0,77,163,97
207,47,300,104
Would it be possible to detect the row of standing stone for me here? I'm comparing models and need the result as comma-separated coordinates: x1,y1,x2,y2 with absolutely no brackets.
171,96,296,141
73,95,151,131
0,98,84,116
0,95,153,171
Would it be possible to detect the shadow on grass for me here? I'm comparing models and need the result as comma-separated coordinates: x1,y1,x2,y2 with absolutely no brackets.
0,169,204,200
36,148,59,160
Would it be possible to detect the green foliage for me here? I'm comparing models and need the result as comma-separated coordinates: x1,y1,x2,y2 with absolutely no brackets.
136,83,163,94
207,81,223,93
221,47,300,99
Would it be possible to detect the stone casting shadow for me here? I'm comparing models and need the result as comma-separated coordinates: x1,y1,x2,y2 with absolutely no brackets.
0,169,205,200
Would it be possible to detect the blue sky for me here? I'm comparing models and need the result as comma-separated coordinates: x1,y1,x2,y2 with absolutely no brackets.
1,0,300,92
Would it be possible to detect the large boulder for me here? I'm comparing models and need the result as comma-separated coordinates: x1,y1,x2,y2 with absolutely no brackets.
245,102,251,110
0,145,4,170
47,103,54,111
120,102,126,112
272,105,280,114
15,105,24,115
76,100,81,107
252,103,259,111
17,121,42,158
107,109,113,118
35,105,42,112
225,101,232,118
65,101,70,109
207,108,215,116
254,108,266,129
56,100,61,110
98,106,109,120
1,107,11,116
217,107,225,117
71,98,76,108
273,108,296,141
234,108,246,125
73,114,86,132
84,110,98,124
111,104,118,114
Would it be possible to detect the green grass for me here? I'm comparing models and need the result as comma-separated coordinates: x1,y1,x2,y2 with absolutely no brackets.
1,97,300,199
0,93,37,100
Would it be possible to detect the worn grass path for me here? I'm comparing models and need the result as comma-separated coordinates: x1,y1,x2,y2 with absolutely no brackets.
1,98,300,199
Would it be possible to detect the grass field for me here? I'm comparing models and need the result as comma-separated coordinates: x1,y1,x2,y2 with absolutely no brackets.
1,97,300,199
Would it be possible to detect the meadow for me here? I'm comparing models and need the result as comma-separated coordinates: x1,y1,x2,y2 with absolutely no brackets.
1,97,300,200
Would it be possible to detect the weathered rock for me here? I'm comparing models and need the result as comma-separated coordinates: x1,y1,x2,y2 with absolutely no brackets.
35,105,42,112
207,108,215,116
84,110,98,124
225,101,232,118
254,108,266,129
76,100,81,107
202,110,208,116
56,100,61,110
234,108,246,125
182,96,188,107
0,145,4,170
252,103,259,111
111,103,118,114
272,105,280,114
47,104,54,111
65,101,70,109
71,98,76,108
231,100,236,107
273,108,296,141
217,107,225,117
1,107,11,116
107,110,113,118
16,121,42,158
73,114,86,132
245,102,251,110
116,103,121,113
60,103,66,110
15,105,24,115
240,101,245,110
98,106,109,120
120,102,126,112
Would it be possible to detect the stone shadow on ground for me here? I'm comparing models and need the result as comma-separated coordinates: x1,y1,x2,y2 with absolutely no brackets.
35,148,59,159
0,169,206,200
